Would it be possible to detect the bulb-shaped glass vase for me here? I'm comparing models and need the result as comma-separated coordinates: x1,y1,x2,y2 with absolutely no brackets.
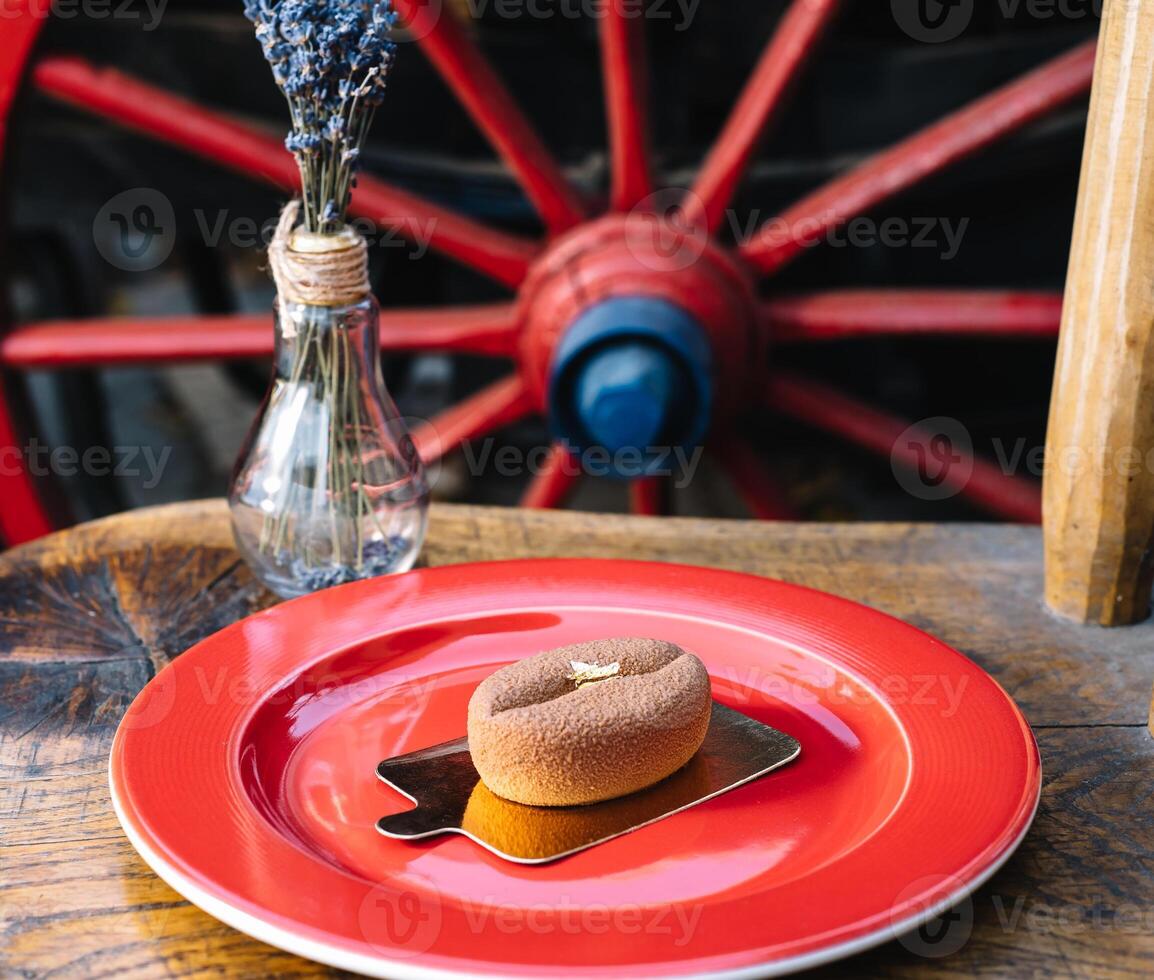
229,294,428,599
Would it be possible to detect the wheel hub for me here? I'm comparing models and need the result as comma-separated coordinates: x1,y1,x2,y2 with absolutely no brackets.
518,213,760,475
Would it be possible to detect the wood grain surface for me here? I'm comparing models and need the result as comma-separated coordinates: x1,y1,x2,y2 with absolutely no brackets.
2,500,1152,978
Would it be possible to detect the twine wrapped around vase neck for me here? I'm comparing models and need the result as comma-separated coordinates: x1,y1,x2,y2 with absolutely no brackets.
268,200,370,308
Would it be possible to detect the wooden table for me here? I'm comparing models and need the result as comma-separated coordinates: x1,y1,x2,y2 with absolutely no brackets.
2,501,1152,977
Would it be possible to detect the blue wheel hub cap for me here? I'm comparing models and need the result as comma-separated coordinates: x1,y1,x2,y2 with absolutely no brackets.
549,297,713,479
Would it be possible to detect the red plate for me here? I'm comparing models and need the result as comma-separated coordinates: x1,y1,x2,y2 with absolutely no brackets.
110,559,1039,978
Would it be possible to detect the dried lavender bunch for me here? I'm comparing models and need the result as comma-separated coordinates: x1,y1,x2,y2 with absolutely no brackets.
244,0,398,235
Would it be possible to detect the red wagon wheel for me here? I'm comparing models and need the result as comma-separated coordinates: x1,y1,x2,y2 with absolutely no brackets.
0,0,1091,545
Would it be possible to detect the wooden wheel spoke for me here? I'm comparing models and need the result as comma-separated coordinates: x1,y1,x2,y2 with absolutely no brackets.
32,57,538,288
767,373,1042,523
393,1,585,235
741,40,1096,277
521,442,581,509
0,8,45,143
714,439,796,520
686,0,840,234
379,303,521,355
0,377,55,545
766,290,1063,342
628,476,667,516
411,375,533,464
0,304,521,367
600,0,654,211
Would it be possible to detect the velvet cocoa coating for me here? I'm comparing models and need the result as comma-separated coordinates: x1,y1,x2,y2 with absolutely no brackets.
467,638,712,806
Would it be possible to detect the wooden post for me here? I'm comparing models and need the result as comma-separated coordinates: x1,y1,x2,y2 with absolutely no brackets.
1044,0,1154,628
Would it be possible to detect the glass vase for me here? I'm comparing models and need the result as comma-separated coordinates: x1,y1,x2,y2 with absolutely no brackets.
229,295,428,599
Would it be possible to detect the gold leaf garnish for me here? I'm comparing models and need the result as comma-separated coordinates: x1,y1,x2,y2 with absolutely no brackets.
567,660,621,688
